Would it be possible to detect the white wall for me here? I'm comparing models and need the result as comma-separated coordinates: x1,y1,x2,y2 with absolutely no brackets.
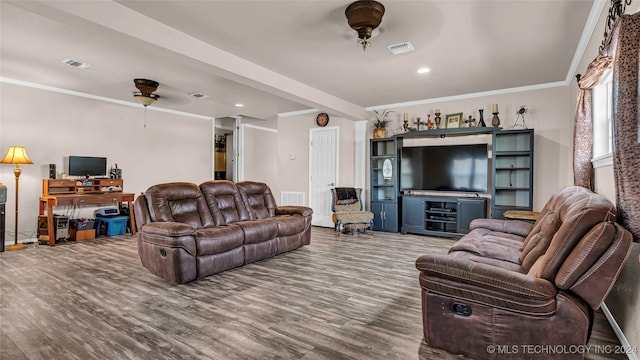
0,82,213,242
241,123,279,195
276,114,356,205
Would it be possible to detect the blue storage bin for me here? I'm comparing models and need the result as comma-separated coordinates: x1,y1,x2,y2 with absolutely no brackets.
95,215,129,236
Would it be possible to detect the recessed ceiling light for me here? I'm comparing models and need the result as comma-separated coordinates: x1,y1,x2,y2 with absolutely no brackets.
235,103,244,107
62,58,91,69
417,67,431,74
190,92,210,99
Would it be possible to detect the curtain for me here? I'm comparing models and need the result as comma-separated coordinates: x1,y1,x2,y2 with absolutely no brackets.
611,12,640,241
573,56,614,190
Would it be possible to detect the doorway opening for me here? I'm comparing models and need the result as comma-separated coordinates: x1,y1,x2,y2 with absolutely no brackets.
214,117,237,181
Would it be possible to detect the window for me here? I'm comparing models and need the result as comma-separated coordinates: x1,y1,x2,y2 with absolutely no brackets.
592,69,613,167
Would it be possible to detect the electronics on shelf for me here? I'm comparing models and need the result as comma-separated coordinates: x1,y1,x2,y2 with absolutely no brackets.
400,144,489,194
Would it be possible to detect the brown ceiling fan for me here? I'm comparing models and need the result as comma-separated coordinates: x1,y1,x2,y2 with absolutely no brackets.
133,78,160,106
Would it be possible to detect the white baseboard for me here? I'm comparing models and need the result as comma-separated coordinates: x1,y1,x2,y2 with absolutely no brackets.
601,303,638,360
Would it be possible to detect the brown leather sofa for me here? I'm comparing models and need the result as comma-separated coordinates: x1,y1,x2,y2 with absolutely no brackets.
416,186,632,359
133,180,312,284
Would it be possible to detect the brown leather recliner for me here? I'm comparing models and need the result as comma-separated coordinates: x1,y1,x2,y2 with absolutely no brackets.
415,186,632,359
134,180,312,284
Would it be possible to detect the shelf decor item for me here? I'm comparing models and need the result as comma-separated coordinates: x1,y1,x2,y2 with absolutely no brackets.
382,159,393,180
426,115,435,129
0,146,33,251
491,104,501,127
372,109,391,138
414,117,423,131
513,106,528,129
478,109,487,127
445,113,463,128
492,112,501,127
434,109,442,128
465,115,476,127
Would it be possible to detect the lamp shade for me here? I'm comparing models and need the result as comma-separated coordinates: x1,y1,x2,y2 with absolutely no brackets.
0,146,33,165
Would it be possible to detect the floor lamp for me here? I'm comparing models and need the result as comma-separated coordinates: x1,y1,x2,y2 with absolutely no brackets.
1,146,33,251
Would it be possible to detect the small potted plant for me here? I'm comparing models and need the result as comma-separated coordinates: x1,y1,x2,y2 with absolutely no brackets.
372,109,392,138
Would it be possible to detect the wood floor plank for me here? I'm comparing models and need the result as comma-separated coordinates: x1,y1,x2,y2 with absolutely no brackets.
0,227,626,359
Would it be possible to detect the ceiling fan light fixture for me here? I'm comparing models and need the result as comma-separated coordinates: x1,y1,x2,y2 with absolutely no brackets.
345,0,385,51
134,93,158,106
133,78,160,107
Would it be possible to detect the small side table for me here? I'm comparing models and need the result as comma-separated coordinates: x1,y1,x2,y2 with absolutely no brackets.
503,210,541,223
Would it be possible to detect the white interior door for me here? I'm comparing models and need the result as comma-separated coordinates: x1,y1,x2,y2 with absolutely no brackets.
309,127,338,227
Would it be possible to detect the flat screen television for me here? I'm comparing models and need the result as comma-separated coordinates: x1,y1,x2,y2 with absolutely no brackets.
400,144,488,193
67,156,107,177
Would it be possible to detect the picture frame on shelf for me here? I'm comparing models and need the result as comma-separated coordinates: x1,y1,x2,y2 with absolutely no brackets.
446,113,462,128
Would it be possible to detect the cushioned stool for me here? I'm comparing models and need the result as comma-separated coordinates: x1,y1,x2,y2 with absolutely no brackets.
95,215,129,236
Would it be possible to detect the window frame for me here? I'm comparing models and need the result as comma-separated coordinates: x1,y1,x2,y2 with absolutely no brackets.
591,69,613,168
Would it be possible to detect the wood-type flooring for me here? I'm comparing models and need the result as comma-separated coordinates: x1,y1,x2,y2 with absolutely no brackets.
0,227,627,359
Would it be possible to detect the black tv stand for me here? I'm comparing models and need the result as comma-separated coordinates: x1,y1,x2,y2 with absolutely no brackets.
401,194,486,237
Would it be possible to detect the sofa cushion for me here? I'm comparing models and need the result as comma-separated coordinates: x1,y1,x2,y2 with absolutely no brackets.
449,251,523,272
276,215,306,236
236,218,278,244
237,181,277,219
145,182,215,229
200,180,251,225
194,225,244,256
449,227,524,266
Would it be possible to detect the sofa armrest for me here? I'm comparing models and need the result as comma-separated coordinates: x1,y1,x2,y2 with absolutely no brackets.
416,253,557,315
139,222,197,256
470,218,534,238
276,206,313,217
141,221,195,237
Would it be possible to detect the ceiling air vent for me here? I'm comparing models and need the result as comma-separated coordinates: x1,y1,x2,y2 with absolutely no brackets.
190,92,210,99
386,41,415,55
61,58,91,69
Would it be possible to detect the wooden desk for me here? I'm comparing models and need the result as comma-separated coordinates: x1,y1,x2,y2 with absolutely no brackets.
39,193,136,247
503,210,541,222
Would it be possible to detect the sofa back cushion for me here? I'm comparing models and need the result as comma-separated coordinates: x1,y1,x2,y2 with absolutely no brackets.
521,186,618,281
236,181,277,219
144,182,214,229
200,180,250,225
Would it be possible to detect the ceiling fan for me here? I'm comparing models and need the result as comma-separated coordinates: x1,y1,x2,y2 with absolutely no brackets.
133,78,160,106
